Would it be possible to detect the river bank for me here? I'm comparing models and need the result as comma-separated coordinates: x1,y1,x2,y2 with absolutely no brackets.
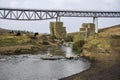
0,44,52,55
0,33,59,55
60,25,120,80
60,52,120,80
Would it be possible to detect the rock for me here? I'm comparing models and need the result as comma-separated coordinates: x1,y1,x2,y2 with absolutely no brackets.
41,56,63,60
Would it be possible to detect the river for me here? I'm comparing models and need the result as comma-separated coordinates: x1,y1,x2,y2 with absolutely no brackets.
0,46,90,80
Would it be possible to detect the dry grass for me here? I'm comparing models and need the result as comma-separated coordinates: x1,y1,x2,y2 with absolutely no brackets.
0,45,33,51
0,33,58,55
0,34,31,47
83,25,120,53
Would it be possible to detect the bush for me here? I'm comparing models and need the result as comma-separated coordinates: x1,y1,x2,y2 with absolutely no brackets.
65,35,73,42
72,40,85,54
42,41,49,45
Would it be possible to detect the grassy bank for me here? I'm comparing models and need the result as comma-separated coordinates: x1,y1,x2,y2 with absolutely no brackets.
0,33,58,55
61,25,120,80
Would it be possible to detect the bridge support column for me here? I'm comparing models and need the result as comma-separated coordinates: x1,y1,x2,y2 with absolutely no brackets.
93,17,98,33
56,16,60,22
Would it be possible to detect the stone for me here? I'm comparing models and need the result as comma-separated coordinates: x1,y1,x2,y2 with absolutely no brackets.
79,23,95,40
50,22,67,39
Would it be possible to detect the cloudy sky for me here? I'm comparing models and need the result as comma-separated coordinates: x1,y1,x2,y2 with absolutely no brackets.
0,0,120,33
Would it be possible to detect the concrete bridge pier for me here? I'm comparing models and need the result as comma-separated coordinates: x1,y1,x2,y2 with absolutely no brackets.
93,17,98,33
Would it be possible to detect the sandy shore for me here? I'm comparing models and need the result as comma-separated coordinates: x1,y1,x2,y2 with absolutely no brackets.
60,52,120,80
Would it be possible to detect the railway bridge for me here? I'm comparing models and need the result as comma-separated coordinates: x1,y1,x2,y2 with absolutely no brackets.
0,8,120,33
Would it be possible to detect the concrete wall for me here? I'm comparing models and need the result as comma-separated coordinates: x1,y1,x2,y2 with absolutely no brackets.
82,23,95,36
79,23,95,39
50,22,67,39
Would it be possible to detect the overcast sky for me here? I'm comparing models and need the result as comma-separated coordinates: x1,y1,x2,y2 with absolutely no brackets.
0,0,120,33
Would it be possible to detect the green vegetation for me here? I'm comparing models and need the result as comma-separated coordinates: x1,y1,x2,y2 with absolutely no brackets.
0,33,58,55
72,34,85,54
66,25,120,80
83,34,111,53
65,35,73,42
0,34,31,47
83,25,120,53
72,40,85,53
70,24,120,55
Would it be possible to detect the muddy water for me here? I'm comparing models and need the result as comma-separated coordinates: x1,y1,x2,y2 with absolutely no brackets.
0,47,90,80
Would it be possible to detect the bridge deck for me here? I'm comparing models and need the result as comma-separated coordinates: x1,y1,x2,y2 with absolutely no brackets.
0,8,120,20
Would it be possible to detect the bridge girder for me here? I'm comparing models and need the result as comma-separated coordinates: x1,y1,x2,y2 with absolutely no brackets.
0,8,120,20
0,8,120,33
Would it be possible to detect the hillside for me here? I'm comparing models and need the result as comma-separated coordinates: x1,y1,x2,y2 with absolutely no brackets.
67,32,79,36
0,27,11,33
0,33,58,55
99,24,120,32
61,24,120,80
83,24,120,53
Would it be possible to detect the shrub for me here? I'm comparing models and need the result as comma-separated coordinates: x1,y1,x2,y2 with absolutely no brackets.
65,35,73,42
42,41,49,45
72,40,85,54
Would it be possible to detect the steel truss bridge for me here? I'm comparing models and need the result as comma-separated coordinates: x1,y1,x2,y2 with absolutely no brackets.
0,8,120,20
0,8,120,33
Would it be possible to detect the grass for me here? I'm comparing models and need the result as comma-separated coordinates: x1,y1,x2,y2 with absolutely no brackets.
0,34,31,47
0,33,58,55
0,33,36,55
83,24,120,53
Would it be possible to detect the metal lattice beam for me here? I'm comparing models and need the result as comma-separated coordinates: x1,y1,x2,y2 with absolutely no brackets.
0,8,120,20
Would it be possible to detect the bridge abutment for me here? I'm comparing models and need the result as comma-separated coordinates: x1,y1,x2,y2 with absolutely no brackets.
79,23,95,40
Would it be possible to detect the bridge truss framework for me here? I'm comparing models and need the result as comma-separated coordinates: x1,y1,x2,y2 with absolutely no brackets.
0,8,120,33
